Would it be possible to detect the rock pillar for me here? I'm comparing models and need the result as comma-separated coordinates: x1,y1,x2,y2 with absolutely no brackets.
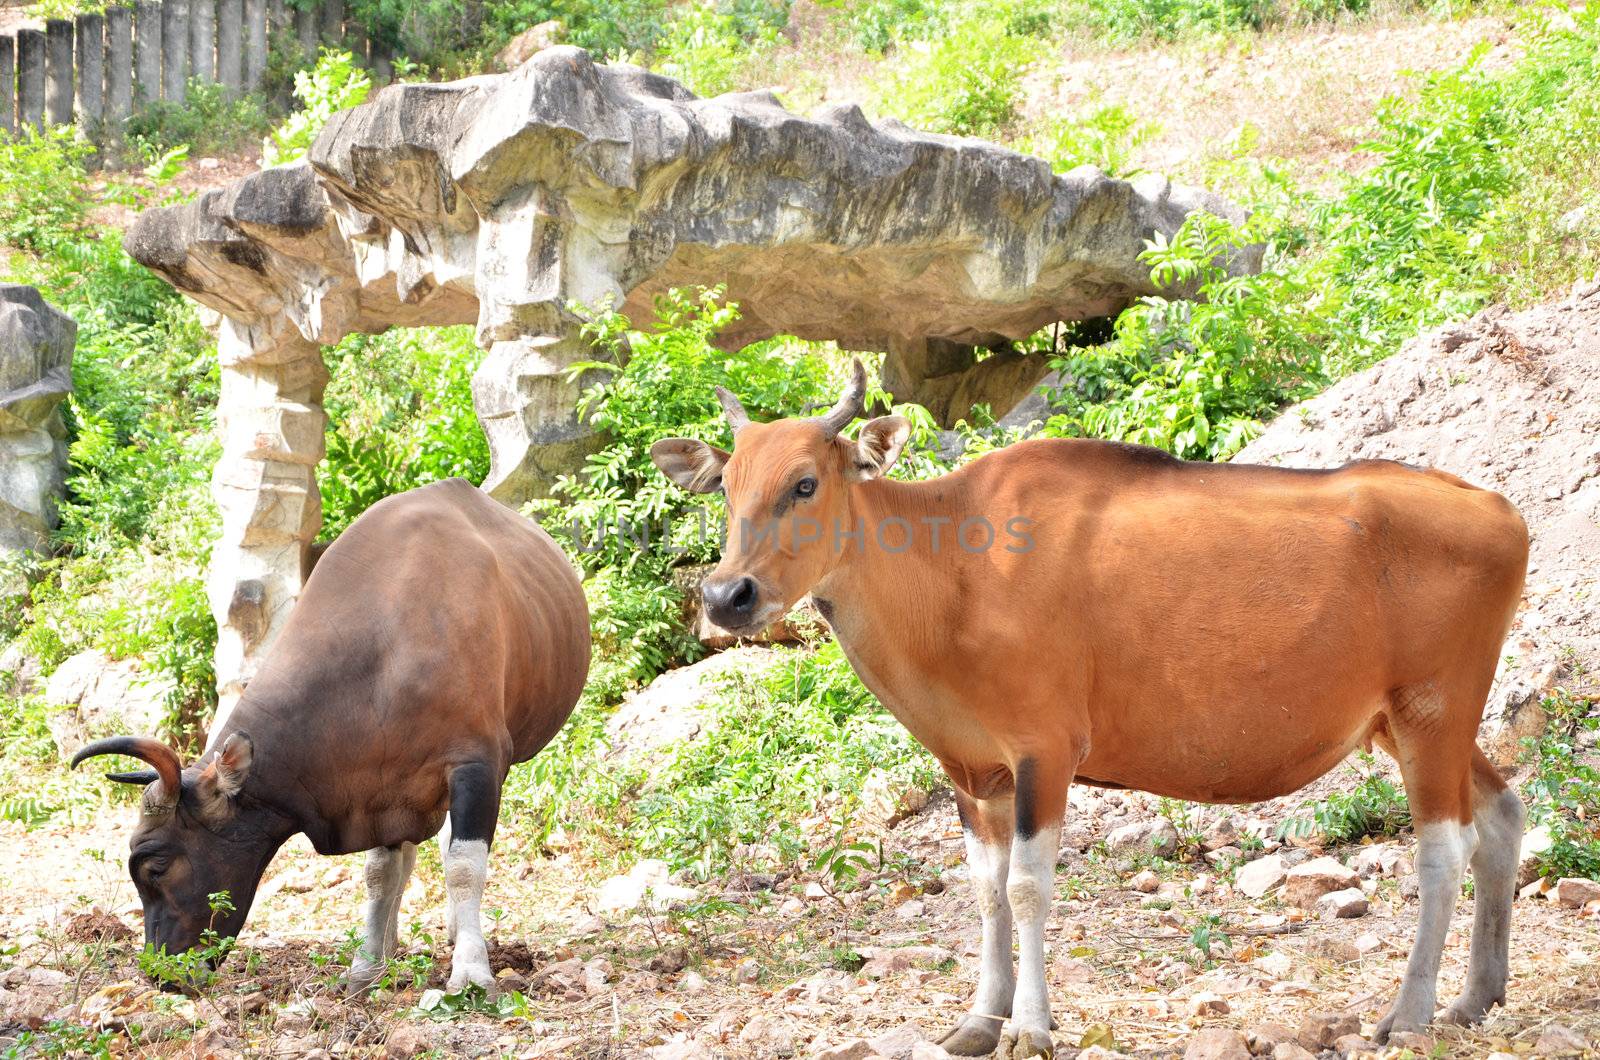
0,286,76,597
105,6,134,121
75,12,105,126
208,318,327,727
217,0,242,95
243,0,267,88
133,0,162,103
190,0,216,85
161,0,189,102
44,19,74,126
0,36,14,136
17,29,45,130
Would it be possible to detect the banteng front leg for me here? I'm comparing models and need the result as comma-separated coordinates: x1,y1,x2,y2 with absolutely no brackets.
443,761,501,994
940,789,1015,1057
347,841,418,996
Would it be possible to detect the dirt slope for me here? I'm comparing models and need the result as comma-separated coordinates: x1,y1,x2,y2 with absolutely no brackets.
1236,278,1600,735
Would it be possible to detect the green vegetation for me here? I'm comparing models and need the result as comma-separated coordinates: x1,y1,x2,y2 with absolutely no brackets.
1521,687,1600,880
262,49,373,167
1278,753,1412,844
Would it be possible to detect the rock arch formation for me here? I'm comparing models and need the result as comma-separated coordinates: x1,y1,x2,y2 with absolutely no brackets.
124,46,1256,710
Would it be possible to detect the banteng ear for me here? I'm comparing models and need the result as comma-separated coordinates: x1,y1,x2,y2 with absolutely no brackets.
851,416,911,480
200,732,254,803
651,438,731,494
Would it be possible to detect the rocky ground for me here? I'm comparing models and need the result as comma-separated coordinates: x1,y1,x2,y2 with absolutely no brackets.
2,762,1598,1059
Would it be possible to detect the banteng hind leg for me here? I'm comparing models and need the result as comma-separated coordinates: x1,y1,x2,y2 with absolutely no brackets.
443,761,502,994
1373,684,1481,1041
1443,749,1525,1025
346,841,419,996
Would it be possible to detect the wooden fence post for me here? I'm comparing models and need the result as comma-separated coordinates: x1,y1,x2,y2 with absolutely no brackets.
106,6,135,120
294,2,317,56
321,0,343,48
134,0,162,103
45,19,74,127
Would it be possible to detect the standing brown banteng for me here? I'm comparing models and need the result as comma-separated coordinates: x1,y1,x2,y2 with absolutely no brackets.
652,362,1529,1057
73,478,590,995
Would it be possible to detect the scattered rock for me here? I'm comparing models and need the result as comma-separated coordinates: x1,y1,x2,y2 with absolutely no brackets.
1245,1023,1296,1052
1283,857,1359,908
1187,992,1230,1017
867,1024,926,1060
495,19,565,69
1386,1031,1434,1054
858,946,953,980
582,957,614,993
605,647,786,763
649,947,690,974
1349,844,1403,878
1553,877,1600,909
739,1014,798,1057
1130,869,1161,893
1272,1046,1317,1060
1202,816,1239,852
1534,1024,1589,1056
1516,825,1553,888
1235,855,1288,899
1296,1012,1359,1052
1107,818,1180,858
909,1043,952,1060
1332,1033,1375,1057
595,859,700,913
1304,938,1361,963
384,1025,431,1059
732,958,761,985
1352,933,1384,956
861,770,932,827
813,1040,879,1060
1315,888,1369,920
647,1036,715,1060
1184,1028,1251,1060
1398,873,1421,900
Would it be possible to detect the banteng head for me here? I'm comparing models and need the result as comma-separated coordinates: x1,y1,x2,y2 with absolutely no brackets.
651,359,909,633
71,733,284,966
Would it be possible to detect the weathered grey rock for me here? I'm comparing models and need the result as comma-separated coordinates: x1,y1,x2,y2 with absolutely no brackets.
43,649,176,756
603,645,786,762
123,47,1254,713
1283,856,1358,908
0,285,75,589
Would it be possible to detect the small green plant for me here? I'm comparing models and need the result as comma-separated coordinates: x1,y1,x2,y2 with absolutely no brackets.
124,81,272,159
1017,103,1159,178
1520,687,1600,880
1278,753,1410,843
262,48,372,166
135,891,238,992
1188,912,1230,963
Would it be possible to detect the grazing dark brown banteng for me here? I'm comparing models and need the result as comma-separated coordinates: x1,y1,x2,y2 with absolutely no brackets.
652,362,1529,1057
73,478,590,994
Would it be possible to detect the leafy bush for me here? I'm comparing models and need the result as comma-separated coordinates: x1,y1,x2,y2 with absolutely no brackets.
1081,0,1275,40
1520,688,1600,881
0,128,93,253
1016,103,1159,178
319,326,489,538
868,3,1047,136
123,81,273,159
525,288,835,701
262,48,372,166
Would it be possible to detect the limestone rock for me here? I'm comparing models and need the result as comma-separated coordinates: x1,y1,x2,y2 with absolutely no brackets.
604,646,787,763
1282,857,1358,908
43,650,176,757
0,284,74,584
1553,877,1600,909
1516,824,1552,888
1533,1024,1589,1056
1235,854,1288,899
867,1024,926,1060
126,48,1257,504
496,21,564,69
1295,1012,1359,1052
594,859,699,914
813,1040,879,1060
1107,817,1179,858
1183,1029,1250,1060
1315,887,1369,920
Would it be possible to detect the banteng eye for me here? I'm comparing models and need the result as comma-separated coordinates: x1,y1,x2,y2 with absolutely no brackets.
795,477,817,498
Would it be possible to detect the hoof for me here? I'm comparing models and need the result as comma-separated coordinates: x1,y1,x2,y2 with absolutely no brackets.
940,1014,1004,1057
1441,995,1500,1027
446,961,497,996
1008,1028,1054,1060
344,958,384,999
1374,1010,1430,1044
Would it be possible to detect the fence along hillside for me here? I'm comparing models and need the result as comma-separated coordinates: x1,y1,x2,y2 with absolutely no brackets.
0,0,388,135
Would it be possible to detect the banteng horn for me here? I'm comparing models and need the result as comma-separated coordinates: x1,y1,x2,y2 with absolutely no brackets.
714,386,751,433
817,359,867,437
71,736,183,809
